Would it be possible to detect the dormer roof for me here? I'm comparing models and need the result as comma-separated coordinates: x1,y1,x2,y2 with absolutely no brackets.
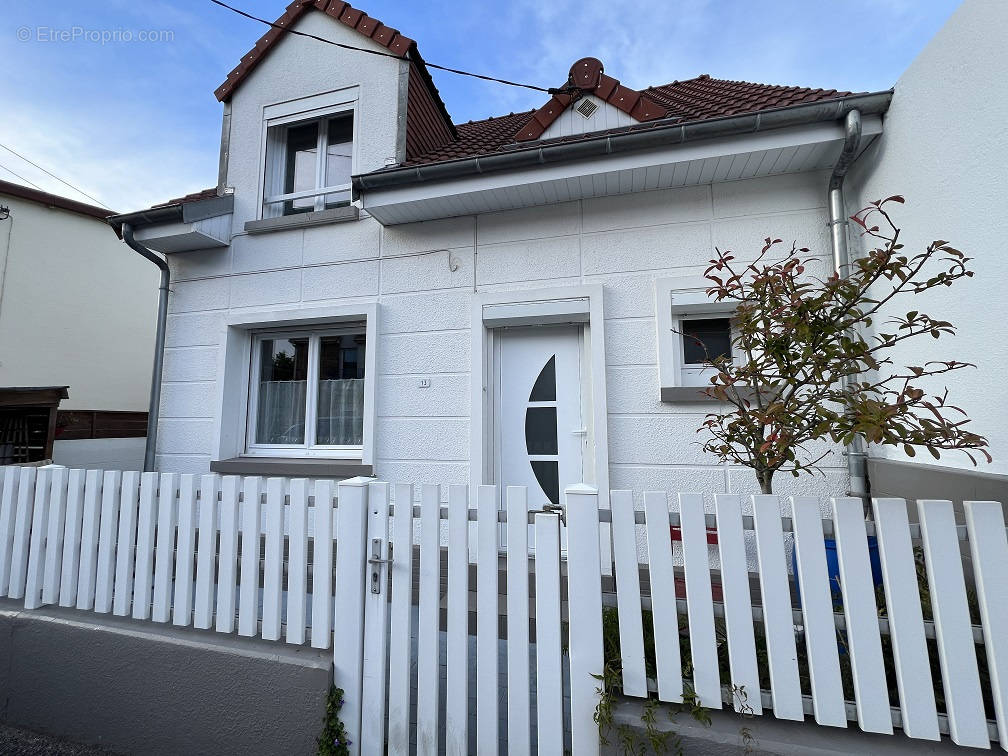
213,0,457,152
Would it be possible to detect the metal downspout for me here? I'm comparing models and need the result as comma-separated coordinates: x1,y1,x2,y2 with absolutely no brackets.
828,109,868,498
120,223,170,472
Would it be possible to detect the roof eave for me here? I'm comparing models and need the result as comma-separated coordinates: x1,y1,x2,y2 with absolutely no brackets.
354,90,893,192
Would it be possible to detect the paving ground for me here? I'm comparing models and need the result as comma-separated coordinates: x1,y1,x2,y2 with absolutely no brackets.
0,724,121,755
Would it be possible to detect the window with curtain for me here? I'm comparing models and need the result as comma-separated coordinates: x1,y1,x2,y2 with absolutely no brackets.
248,327,366,455
263,111,353,217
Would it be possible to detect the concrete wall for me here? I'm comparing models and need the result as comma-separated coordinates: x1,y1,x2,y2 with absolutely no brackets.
0,601,330,755
849,0,1008,478
0,195,157,411
52,436,146,470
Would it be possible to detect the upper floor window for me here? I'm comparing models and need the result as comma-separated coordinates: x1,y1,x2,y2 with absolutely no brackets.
263,112,353,217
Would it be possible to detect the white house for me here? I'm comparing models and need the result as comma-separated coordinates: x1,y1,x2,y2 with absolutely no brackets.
109,0,1005,508
0,180,156,470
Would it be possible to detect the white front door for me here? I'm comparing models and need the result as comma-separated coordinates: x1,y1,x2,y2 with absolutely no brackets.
494,325,585,508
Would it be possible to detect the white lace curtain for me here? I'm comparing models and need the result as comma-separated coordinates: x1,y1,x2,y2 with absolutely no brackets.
256,379,363,446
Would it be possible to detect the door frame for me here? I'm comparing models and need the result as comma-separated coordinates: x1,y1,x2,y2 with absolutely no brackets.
470,284,610,509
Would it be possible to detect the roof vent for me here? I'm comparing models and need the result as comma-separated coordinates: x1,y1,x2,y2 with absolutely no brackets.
575,98,598,119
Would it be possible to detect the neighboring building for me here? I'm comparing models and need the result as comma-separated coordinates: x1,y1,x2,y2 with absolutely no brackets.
0,181,157,469
109,0,1004,505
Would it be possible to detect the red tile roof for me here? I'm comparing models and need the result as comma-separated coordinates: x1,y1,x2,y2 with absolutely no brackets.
403,73,853,167
151,187,220,208
515,58,667,142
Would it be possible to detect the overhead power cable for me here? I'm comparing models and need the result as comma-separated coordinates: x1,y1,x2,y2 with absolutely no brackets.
0,143,110,208
0,161,45,192
209,0,555,94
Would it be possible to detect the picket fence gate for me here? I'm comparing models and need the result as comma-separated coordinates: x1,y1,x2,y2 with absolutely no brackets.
1,465,1006,754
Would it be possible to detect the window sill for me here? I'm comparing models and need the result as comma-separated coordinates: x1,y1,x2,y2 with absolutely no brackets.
660,386,763,404
244,205,359,235
209,457,373,479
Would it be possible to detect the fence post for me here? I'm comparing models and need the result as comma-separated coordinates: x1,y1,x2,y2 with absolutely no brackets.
334,476,370,756
565,484,603,756
360,481,391,753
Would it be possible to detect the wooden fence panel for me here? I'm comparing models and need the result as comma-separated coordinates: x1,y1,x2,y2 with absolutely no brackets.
505,486,531,756
446,484,470,756
42,467,68,606
215,476,240,634
832,496,891,734
92,470,121,613
78,469,104,611
112,471,140,616
918,499,989,748
964,500,1008,748
310,479,334,648
752,494,803,720
151,472,177,622
361,482,391,753
476,485,500,756
792,496,846,727
286,478,309,645
261,477,284,641
566,485,603,756
611,489,647,700
333,478,370,756
872,497,940,741
238,476,261,638
416,484,441,755
0,466,20,595
534,511,564,756
714,494,762,715
9,466,38,600
680,491,720,708
644,490,682,703
172,474,198,627
58,468,85,607
387,483,415,756
193,474,218,630
23,467,52,609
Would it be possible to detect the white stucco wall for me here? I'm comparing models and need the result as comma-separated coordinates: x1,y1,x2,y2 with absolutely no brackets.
849,0,1008,477
0,194,157,411
157,168,848,501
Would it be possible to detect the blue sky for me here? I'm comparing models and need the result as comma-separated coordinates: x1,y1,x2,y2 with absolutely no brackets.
1,0,960,212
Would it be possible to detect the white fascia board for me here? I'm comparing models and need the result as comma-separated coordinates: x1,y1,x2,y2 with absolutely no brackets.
363,116,883,217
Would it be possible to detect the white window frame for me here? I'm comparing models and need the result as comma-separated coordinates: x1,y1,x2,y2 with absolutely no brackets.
258,88,359,220
213,303,378,465
246,325,367,458
654,276,740,398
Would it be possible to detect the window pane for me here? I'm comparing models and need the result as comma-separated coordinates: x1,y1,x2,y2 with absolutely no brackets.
324,115,353,208
284,122,318,214
255,337,309,445
316,333,366,446
531,461,560,506
525,407,558,455
529,355,556,402
682,317,732,364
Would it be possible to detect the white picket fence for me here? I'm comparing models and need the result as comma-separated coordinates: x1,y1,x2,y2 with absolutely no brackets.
1,465,1006,754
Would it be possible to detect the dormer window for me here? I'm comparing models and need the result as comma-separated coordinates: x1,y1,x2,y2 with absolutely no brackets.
263,111,353,217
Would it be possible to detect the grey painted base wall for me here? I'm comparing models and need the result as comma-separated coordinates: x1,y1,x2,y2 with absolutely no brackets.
52,437,146,471
606,699,979,755
0,601,331,755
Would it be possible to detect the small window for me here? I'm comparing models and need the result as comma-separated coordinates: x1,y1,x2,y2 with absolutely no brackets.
681,318,732,365
248,326,366,456
264,112,353,217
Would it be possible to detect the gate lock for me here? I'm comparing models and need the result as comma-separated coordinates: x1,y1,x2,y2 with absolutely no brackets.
368,538,392,594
